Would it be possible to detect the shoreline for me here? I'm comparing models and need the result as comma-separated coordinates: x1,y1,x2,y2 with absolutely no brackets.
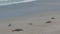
0,11,60,23
0,11,60,34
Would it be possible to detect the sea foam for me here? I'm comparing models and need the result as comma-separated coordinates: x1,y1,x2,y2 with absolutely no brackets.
0,0,36,6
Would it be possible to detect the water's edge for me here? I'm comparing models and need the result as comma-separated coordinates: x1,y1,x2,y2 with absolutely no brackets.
0,0,60,19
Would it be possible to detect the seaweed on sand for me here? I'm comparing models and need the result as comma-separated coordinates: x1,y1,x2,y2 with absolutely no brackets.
12,29,24,32
51,17,55,19
46,21,52,23
8,24,11,27
28,23,32,25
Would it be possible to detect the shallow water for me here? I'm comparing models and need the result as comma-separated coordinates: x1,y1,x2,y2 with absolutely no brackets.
0,0,60,19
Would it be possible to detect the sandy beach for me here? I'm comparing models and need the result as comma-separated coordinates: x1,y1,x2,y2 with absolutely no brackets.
0,11,60,34
0,0,60,34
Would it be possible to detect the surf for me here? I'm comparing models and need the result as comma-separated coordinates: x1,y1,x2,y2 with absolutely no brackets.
0,0,36,6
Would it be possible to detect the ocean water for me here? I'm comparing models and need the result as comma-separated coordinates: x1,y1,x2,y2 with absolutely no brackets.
0,0,35,6
0,0,60,19
0,0,36,19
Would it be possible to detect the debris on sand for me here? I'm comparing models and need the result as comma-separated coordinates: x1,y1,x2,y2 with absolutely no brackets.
8,24,11,27
46,21,52,23
28,23,32,25
12,29,24,32
51,17,55,19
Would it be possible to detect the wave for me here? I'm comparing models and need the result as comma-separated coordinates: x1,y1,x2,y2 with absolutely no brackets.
0,0,36,6
0,0,8,1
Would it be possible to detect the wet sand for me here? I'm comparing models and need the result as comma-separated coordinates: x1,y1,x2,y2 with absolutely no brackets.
0,11,60,34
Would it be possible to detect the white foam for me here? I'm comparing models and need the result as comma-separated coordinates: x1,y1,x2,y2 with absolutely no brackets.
0,0,36,6
0,0,8,1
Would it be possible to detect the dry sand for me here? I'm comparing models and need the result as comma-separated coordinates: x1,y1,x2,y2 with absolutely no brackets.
0,11,60,34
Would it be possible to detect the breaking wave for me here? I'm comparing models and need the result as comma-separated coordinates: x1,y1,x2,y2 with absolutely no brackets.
0,0,36,6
